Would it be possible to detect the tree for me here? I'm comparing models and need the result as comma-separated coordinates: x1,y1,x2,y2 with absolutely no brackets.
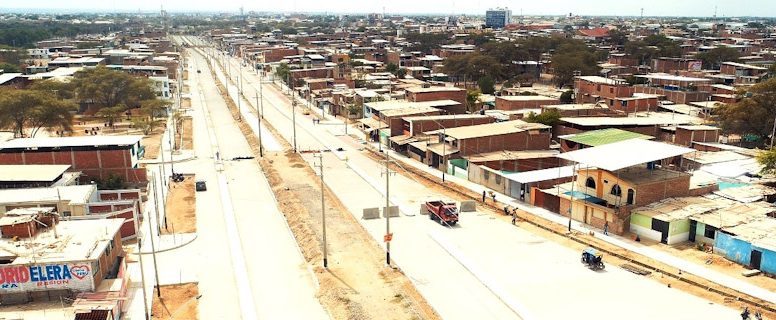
551,49,600,87
96,105,126,127
478,76,495,94
275,63,291,84
696,47,741,69
715,78,776,145
131,117,163,135
404,32,451,54
560,90,574,104
466,89,481,113
607,29,628,46
625,35,681,65
757,148,776,175
0,89,75,137
525,109,562,127
29,79,76,100
385,62,399,74
0,62,20,73
70,66,157,111
395,68,407,79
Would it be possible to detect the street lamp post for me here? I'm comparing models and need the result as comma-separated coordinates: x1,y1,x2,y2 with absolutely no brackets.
255,93,263,157
384,143,392,266
315,153,328,268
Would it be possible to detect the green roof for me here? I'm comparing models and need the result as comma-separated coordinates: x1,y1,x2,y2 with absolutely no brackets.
563,128,653,147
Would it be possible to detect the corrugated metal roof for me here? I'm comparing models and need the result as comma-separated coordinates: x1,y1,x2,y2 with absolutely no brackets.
561,128,653,147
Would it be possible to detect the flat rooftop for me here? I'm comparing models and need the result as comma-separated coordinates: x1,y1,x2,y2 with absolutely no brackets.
560,128,653,147
544,103,605,111
633,196,732,222
366,99,460,111
561,115,695,127
0,135,142,150
465,150,559,162
0,184,96,205
0,165,71,182
607,166,690,185
405,86,464,94
0,219,123,265
403,114,491,122
428,120,549,140
497,95,558,101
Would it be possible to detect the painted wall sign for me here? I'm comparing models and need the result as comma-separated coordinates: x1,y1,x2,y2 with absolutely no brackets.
0,263,94,293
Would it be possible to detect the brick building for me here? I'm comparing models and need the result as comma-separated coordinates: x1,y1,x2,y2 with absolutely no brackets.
574,76,633,104
0,218,125,305
421,120,551,172
495,95,560,110
651,58,702,73
0,136,146,184
532,139,695,235
405,86,467,109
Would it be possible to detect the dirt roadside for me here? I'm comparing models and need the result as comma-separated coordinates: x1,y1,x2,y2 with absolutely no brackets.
207,58,439,320
363,149,776,319
151,283,199,320
162,175,196,234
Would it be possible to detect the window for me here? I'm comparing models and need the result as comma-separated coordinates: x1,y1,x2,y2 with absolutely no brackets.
704,224,716,239
609,87,614,94
610,184,622,197
621,100,628,107
495,174,502,184
585,177,596,189
483,170,490,180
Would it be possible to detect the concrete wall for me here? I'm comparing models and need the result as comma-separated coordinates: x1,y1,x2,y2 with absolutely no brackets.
458,130,551,156
714,232,752,266
752,245,776,275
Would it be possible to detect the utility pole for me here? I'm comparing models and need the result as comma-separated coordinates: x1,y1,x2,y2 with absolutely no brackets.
290,73,298,152
157,166,167,232
315,153,328,268
131,204,150,320
237,75,242,121
259,71,265,119
150,173,162,297
255,93,264,157
441,127,446,183
384,145,392,266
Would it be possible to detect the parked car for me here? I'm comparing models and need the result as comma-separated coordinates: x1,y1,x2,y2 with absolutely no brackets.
195,180,207,191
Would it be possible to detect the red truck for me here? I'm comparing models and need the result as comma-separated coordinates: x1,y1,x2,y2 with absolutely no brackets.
426,201,459,226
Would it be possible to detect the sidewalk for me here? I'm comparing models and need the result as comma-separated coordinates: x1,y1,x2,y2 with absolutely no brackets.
381,144,776,305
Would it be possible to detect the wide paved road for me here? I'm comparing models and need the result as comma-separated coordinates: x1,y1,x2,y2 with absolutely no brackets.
170,42,328,320
199,36,740,320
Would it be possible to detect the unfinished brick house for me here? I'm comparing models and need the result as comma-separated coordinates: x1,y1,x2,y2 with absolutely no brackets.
0,136,146,183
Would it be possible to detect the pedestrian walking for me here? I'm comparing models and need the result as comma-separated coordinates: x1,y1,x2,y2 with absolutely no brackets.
604,221,609,236
215,151,220,161
491,192,496,203
482,190,486,202
511,212,516,225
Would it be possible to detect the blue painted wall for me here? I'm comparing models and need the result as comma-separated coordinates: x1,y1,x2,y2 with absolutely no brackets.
752,245,776,275
714,232,752,266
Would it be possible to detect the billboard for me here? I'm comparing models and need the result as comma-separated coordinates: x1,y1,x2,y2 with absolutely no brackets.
0,263,94,293
688,61,703,71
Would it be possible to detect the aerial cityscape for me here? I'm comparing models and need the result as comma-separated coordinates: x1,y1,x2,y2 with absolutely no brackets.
0,2,775,320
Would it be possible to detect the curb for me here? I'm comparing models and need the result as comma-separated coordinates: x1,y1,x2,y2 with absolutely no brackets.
132,233,198,255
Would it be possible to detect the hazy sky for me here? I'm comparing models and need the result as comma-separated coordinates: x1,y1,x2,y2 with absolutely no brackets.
3,0,776,17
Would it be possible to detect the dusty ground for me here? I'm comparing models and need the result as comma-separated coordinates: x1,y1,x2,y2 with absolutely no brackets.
174,117,193,150
162,176,196,234
647,241,776,292
151,283,199,320
140,127,165,160
370,151,776,319
181,97,191,109
210,64,438,320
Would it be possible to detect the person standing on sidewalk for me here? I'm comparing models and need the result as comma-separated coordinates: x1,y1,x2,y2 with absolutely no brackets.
604,221,609,236
511,212,516,225
491,192,496,203
482,190,486,202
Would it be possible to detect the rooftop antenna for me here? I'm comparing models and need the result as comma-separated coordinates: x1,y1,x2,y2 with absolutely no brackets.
640,8,644,20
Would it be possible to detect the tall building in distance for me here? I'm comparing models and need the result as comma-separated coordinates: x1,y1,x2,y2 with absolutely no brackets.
485,7,512,29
